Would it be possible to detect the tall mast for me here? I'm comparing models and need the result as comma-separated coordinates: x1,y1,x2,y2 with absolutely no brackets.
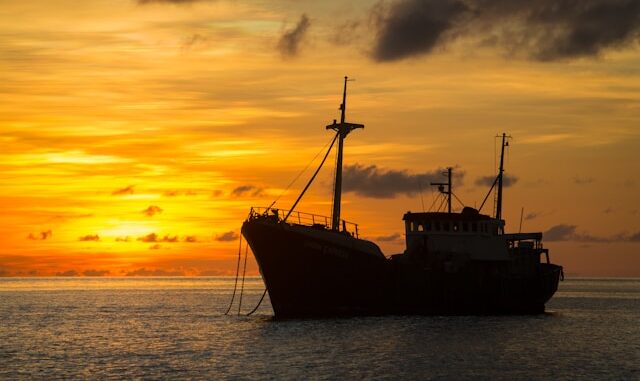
327,76,363,231
495,133,509,221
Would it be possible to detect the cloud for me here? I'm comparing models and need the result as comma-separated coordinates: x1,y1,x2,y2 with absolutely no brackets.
112,185,135,195
474,174,518,188
215,231,239,242
163,189,198,197
231,185,263,197
142,205,163,217
137,0,208,4
78,234,100,241
181,33,210,51
125,268,185,276
329,20,363,45
27,230,52,240
544,224,577,241
543,224,620,242
83,269,110,276
524,212,539,221
278,14,311,58
343,164,462,198
375,232,403,242
116,236,131,242
371,0,640,62
56,270,79,277
372,0,467,61
149,244,162,250
137,233,179,243
574,176,595,185
629,232,640,242
183,235,198,243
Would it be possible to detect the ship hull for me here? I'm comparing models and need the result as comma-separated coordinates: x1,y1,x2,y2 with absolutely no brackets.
242,220,562,318
241,219,391,318
392,260,562,315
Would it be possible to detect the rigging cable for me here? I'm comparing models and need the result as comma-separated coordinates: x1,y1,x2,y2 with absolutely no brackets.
224,232,243,315
267,134,338,211
452,192,466,209
436,193,448,212
284,132,339,221
419,181,426,212
236,241,249,316
428,191,441,212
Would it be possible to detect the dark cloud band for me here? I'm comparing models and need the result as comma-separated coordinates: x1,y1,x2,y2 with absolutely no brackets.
372,0,640,61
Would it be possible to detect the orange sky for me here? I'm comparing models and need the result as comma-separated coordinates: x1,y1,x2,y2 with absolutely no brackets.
1,0,639,277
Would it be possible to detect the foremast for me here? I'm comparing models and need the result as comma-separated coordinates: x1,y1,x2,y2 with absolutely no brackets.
326,76,363,231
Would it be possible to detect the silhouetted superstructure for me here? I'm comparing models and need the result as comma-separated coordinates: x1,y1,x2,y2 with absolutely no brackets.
241,78,563,318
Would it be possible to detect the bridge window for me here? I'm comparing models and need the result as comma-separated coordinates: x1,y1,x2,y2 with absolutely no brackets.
462,222,468,232
453,222,459,232
425,221,431,231
435,221,441,231
443,222,450,232
472,222,477,232
417,223,424,232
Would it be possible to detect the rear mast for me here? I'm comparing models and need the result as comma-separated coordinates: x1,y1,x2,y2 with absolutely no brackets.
327,76,364,231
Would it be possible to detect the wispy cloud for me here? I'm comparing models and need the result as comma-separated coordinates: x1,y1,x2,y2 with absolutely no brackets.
137,0,209,4
112,185,135,196
215,231,238,242
544,224,640,242
55,269,79,277
125,267,185,276
78,234,100,241
27,230,52,240
83,269,110,276
475,174,518,188
278,14,311,58
138,233,179,243
231,185,263,197
374,232,403,242
573,176,595,185
142,205,163,217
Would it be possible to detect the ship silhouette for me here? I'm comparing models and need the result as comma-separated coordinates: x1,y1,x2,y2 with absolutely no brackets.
241,77,563,318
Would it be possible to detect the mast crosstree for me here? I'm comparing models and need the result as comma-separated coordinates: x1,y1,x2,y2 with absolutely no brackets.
327,76,363,231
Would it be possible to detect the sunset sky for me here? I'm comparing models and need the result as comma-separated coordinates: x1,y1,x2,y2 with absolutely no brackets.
1,0,639,277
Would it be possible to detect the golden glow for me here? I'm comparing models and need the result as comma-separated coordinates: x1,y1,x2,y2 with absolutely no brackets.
0,0,639,277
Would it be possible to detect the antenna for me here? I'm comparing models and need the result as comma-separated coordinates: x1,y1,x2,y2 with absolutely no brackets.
495,133,512,221
431,167,453,213
519,207,524,233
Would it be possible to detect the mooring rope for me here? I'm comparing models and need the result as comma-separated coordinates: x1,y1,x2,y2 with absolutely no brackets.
223,232,243,315
236,241,249,316
246,288,268,316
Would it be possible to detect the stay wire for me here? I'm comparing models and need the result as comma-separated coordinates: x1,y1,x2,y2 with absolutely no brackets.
284,132,339,221
267,134,338,210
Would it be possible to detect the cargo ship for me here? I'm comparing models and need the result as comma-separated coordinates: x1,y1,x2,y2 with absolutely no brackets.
241,77,563,318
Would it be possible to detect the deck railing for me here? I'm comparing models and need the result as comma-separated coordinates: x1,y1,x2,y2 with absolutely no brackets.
248,207,359,238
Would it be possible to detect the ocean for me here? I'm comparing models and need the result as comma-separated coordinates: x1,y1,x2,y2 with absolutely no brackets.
1,277,638,380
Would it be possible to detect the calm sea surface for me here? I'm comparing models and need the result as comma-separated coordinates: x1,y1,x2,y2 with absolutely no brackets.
1,277,638,380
